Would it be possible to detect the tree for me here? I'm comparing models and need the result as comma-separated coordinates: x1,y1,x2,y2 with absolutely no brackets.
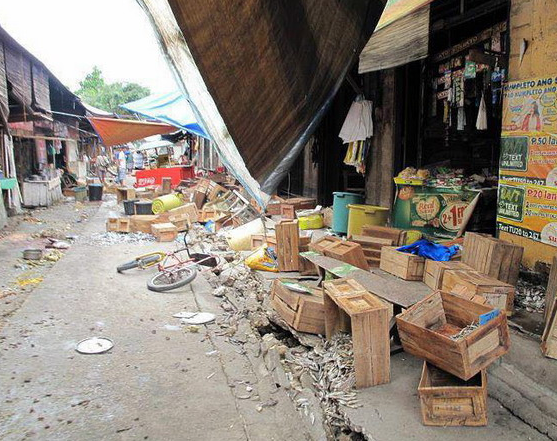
75,66,150,114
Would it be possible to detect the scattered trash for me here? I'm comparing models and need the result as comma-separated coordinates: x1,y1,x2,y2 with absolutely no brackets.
180,312,216,325
75,337,114,354
185,325,200,333
172,312,198,319
22,249,43,261
206,372,216,379
515,279,545,313
16,275,44,288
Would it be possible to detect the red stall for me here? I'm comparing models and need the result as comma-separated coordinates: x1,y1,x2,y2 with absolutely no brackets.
135,166,195,188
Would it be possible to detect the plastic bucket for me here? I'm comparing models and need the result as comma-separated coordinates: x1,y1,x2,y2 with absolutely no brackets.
88,184,103,201
347,204,389,237
74,186,87,202
332,192,364,234
135,201,153,215
123,199,138,216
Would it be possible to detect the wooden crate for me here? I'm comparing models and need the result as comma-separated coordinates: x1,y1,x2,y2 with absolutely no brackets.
380,246,425,280
116,187,136,204
462,232,524,285
396,291,510,381
308,235,342,254
250,234,277,250
151,222,178,242
418,362,487,426
275,219,300,271
542,266,557,359
324,241,368,271
165,203,199,223
360,225,406,246
441,270,515,315
351,235,393,268
323,279,390,388
280,197,317,219
270,280,325,334
130,215,162,234
106,217,119,232
423,260,473,290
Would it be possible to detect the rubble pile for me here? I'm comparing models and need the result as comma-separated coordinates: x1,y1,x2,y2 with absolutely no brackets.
82,231,156,246
515,279,546,313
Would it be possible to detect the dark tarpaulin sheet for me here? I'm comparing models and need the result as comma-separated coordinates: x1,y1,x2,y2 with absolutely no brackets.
32,63,51,112
138,0,383,203
0,42,8,127
4,44,32,107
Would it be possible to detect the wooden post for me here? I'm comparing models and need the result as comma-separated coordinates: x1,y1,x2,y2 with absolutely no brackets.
545,255,557,324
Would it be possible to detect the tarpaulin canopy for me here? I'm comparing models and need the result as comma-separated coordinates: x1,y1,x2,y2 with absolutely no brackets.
137,0,383,207
121,91,208,139
359,0,432,74
88,117,176,147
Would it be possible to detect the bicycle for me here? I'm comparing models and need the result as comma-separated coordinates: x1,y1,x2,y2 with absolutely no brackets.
116,231,220,292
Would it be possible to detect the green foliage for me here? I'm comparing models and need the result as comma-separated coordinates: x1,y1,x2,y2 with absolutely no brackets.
75,66,150,114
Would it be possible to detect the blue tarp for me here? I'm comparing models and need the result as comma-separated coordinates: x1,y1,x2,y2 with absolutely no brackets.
121,91,209,139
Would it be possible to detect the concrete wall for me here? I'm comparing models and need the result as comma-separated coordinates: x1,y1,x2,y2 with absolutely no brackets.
500,0,557,268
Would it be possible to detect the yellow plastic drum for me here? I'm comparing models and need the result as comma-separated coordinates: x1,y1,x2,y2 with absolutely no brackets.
152,193,184,214
346,204,389,237
298,214,324,230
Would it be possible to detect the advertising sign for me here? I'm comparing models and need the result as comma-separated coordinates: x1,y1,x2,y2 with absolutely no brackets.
393,185,479,239
500,133,557,185
502,76,557,133
497,180,557,246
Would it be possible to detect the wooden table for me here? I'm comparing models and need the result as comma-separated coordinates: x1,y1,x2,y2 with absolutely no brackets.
301,252,432,309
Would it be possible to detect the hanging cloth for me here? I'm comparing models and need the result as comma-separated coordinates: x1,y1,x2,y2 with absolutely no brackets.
339,99,373,143
476,93,488,130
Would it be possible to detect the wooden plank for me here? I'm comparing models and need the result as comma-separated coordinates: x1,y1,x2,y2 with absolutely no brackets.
542,284,557,359
301,252,430,308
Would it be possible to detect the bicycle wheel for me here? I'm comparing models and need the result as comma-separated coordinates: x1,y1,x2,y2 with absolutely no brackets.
117,255,161,273
147,267,197,292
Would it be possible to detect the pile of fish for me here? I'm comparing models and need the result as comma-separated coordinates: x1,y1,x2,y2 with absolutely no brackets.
285,334,360,431
515,279,546,313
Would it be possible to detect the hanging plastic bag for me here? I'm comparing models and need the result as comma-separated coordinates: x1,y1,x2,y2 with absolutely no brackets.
476,93,487,130
245,245,279,272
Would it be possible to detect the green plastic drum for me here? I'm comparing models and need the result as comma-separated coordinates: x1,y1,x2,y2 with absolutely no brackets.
332,192,364,234
347,204,389,237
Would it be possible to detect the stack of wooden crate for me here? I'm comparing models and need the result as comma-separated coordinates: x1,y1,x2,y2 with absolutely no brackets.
462,232,523,285
352,225,407,268
397,290,511,426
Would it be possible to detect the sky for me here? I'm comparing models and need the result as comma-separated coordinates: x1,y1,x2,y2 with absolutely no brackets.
0,0,177,94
